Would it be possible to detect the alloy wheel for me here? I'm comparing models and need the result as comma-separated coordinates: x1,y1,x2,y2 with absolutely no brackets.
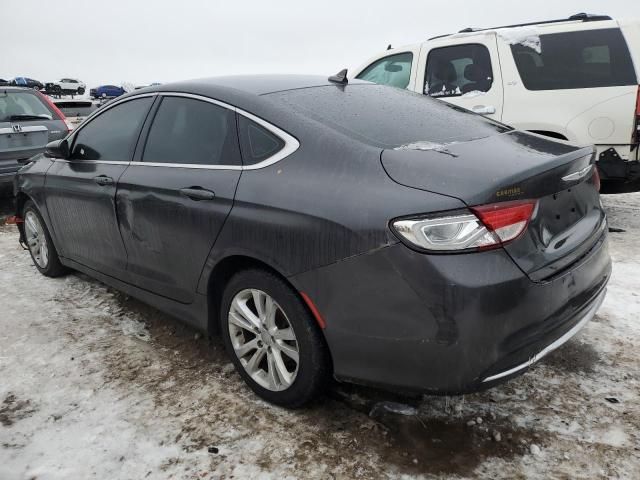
24,211,49,268
228,288,299,392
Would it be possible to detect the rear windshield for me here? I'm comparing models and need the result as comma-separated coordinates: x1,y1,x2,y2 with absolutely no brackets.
55,101,97,118
511,28,637,90
0,90,55,122
269,84,510,148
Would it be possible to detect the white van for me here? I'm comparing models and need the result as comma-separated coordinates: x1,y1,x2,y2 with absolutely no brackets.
353,14,640,188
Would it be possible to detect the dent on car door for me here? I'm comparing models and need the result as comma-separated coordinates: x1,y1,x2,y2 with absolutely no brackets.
116,95,242,304
422,39,504,120
45,96,154,278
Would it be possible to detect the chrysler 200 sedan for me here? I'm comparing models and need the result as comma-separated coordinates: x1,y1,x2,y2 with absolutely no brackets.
13,75,611,407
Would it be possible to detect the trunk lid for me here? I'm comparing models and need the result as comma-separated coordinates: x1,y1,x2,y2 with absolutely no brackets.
382,130,606,281
0,123,49,175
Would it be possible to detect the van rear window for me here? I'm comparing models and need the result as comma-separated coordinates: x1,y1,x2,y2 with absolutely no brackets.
511,28,637,90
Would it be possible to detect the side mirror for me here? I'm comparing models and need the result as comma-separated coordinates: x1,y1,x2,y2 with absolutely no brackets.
45,139,70,159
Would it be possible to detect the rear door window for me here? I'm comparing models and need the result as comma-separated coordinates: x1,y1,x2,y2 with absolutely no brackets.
70,97,153,161
425,44,494,97
356,52,413,89
511,28,637,90
142,96,241,166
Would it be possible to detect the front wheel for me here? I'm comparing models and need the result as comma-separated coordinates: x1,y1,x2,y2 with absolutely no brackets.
22,201,67,277
220,269,331,408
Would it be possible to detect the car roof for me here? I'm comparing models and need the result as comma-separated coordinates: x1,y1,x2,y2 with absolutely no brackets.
149,74,370,97
1,86,37,92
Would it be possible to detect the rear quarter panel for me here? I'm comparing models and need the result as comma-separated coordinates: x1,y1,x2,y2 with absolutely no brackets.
197,111,466,294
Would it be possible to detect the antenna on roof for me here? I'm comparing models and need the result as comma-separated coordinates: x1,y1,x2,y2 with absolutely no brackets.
328,69,348,85
387,44,392,50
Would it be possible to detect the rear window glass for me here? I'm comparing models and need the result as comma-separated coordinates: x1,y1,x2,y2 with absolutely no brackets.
511,28,637,90
269,84,509,149
55,101,97,118
0,91,55,122
143,96,241,166
237,115,285,164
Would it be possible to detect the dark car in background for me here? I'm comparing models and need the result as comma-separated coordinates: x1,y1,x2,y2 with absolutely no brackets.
1,87,68,192
10,77,45,90
0,79,10,86
14,76,610,407
90,85,126,99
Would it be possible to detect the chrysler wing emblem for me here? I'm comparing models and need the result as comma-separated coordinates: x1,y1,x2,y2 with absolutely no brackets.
562,165,593,183
12,124,22,133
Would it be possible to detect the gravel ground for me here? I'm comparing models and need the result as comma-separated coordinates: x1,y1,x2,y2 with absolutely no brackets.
0,193,638,480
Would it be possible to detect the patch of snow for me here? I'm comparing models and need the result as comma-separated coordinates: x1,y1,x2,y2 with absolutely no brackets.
394,140,457,153
461,90,486,99
496,27,542,54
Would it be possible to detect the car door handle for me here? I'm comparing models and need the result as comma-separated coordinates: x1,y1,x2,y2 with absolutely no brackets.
471,105,496,115
93,175,114,186
179,187,216,201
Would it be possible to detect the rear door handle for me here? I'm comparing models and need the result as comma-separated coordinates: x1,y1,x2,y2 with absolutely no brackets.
93,175,113,186
180,187,216,201
471,105,496,115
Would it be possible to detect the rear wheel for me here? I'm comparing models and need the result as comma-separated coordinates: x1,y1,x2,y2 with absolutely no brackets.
23,201,67,277
220,269,330,408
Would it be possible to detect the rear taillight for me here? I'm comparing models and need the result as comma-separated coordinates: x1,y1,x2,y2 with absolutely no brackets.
592,167,601,192
471,201,536,243
392,200,536,252
36,91,70,133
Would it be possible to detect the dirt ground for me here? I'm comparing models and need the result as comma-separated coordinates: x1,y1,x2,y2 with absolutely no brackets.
0,193,638,480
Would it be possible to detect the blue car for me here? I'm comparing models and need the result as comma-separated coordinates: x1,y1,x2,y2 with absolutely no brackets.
89,85,126,99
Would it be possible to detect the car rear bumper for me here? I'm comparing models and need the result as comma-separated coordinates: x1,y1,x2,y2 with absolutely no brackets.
291,231,611,394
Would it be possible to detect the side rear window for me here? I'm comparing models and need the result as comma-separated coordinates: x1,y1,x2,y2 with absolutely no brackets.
356,52,413,89
70,97,153,161
511,28,637,90
237,115,285,165
142,96,241,166
425,44,493,97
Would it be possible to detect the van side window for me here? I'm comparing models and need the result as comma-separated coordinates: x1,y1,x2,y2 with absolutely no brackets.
510,28,637,90
425,44,493,98
356,52,413,89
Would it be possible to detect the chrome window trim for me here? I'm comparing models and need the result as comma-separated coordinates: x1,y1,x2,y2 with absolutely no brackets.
52,159,130,165
62,91,299,171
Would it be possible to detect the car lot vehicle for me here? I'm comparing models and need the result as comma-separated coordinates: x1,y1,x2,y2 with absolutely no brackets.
354,13,640,189
90,85,126,99
14,76,610,407
10,77,45,90
1,87,68,192
0,79,9,86
46,78,86,96
52,99,98,130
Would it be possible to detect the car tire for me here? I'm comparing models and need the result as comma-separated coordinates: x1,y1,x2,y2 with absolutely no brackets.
77,87,85,95
22,201,68,277
220,268,331,408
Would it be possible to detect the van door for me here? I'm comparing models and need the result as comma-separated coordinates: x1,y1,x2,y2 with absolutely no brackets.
420,36,504,120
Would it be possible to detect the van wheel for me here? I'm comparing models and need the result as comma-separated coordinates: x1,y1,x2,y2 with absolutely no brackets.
220,269,330,408
22,201,67,277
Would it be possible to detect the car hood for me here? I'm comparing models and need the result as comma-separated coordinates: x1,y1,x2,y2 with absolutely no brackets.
381,130,593,207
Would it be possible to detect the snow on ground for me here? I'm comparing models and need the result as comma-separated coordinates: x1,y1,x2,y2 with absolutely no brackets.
0,193,639,480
